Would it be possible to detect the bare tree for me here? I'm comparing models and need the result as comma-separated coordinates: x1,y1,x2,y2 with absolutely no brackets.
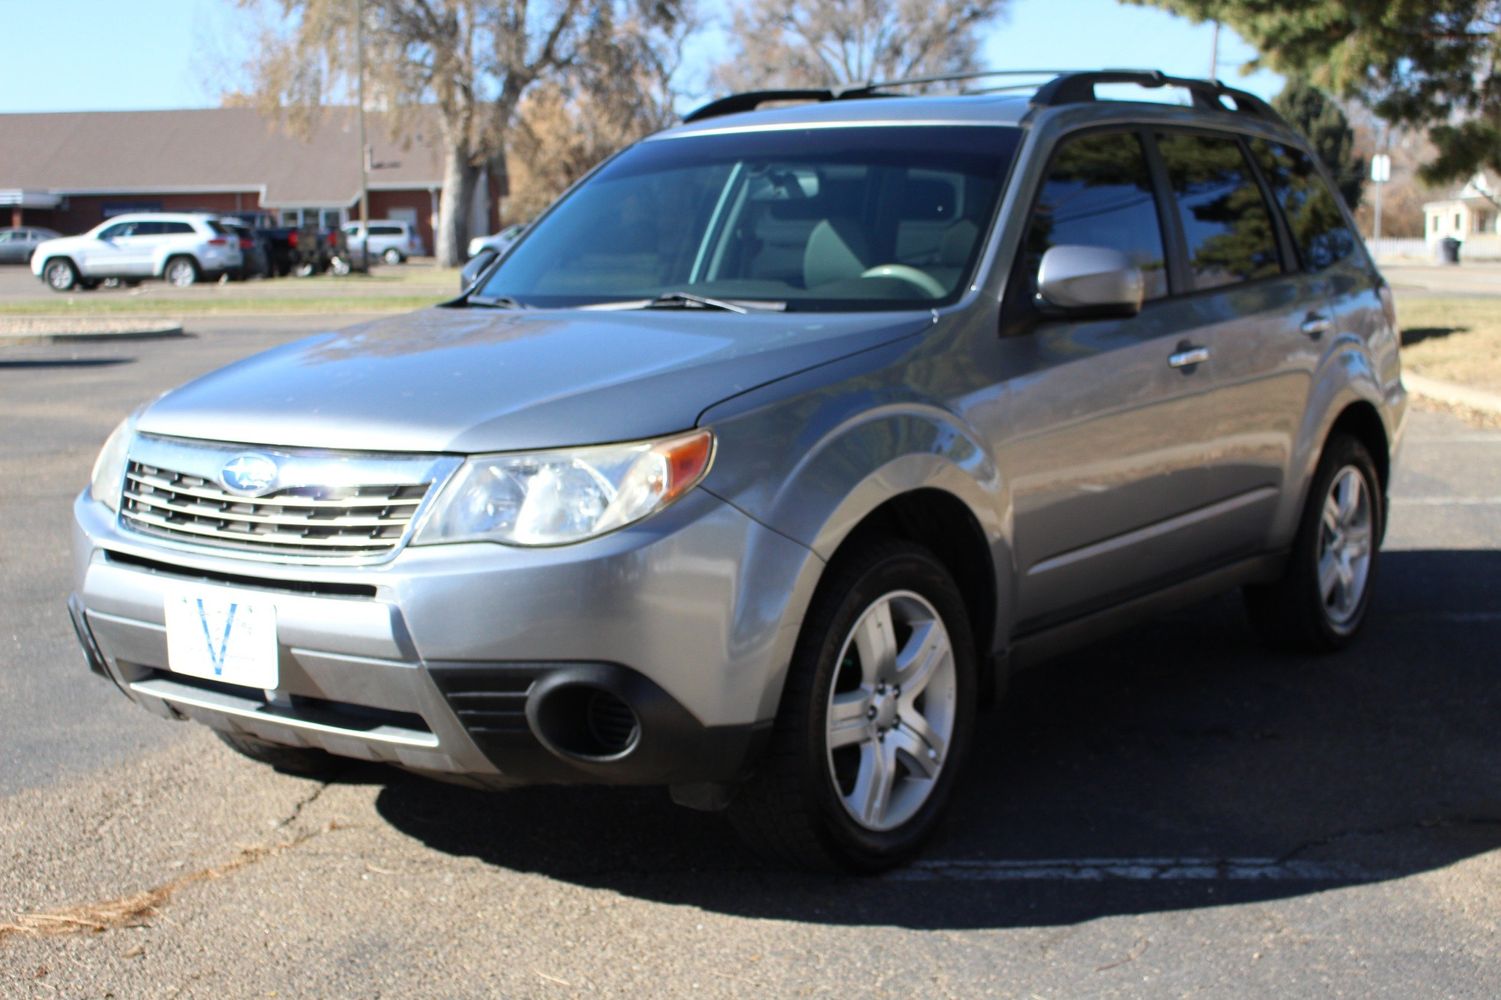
232,1,689,265
714,0,1010,92
507,5,698,220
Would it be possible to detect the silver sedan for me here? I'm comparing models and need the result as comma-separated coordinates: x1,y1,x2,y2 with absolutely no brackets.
0,226,61,264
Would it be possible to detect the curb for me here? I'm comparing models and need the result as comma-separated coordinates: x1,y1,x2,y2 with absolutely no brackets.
0,318,184,344
1405,373,1501,417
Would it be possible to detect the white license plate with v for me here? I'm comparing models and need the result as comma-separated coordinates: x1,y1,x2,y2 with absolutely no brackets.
163,583,279,690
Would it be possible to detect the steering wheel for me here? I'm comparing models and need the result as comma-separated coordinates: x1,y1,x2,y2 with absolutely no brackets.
859,264,946,299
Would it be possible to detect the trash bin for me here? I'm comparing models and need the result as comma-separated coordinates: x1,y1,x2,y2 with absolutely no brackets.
1438,237,1462,265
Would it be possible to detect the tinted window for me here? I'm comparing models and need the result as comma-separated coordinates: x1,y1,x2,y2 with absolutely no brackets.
1157,132,1282,290
1249,139,1358,271
1019,130,1168,301
371,225,402,236
99,223,134,239
161,221,194,235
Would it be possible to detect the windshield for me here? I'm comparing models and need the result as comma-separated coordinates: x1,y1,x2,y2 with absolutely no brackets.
476,125,1022,311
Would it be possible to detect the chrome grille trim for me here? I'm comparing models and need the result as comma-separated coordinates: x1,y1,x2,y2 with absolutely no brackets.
117,434,461,565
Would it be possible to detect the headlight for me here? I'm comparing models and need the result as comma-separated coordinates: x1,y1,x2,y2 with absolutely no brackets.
89,412,138,512
414,429,714,547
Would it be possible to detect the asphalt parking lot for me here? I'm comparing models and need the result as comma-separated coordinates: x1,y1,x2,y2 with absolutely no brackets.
1,305,1497,996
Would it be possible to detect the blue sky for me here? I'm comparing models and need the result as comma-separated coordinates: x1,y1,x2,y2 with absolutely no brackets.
0,0,1283,114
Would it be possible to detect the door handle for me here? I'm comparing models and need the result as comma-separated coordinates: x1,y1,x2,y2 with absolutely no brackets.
1301,314,1332,339
1168,345,1210,369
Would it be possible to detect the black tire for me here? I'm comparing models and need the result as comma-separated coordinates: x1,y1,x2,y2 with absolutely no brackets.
215,730,348,779
43,257,78,292
382,248,403,265
1245,434,1384,652
164,255,199,287
727,540,977,872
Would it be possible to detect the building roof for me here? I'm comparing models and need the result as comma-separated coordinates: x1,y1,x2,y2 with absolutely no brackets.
0,107,443,207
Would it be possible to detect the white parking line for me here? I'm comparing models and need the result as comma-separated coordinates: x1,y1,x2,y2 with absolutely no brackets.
1388,611,1501,624
887,857,1382,882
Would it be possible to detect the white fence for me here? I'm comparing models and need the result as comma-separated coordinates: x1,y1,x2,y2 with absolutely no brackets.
1367,235,1501,262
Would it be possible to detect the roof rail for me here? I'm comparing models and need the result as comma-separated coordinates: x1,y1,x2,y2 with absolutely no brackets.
682,86,879,123
1030,70,1278,119
682,68,1280,124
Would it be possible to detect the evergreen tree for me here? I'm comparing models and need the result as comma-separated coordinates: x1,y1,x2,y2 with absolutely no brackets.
1273,80,1366,209
1126,1,1501,184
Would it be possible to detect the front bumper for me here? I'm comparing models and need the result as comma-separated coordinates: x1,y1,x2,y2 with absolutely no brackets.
70,486,819,787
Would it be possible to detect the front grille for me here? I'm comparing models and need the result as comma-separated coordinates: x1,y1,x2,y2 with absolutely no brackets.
121,460,430,560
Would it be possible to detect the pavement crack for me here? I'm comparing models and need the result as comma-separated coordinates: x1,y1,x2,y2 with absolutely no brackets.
0,819,343,944
1276,813,1501,864
276,781,329,829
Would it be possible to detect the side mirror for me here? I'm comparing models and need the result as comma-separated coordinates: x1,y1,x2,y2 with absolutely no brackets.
460,249,498,291
1035,245,1144,318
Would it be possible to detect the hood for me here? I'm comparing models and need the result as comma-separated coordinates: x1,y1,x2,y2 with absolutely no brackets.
139,306,931,453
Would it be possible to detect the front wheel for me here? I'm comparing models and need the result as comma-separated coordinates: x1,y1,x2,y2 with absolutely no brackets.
1245,434,1384,652
727,541,976,872
44,258,78,291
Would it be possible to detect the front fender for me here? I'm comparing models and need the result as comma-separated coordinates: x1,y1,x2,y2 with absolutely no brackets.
700,344,1012,662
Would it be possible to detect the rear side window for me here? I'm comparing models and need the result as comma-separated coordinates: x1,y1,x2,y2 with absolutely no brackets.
371,225,402,236
1020,130,1169,300
1249,139,1358,271
1156,132,1282,290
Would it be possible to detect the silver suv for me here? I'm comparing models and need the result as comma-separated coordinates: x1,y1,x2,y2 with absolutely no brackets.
32,213,243,290
342,220,425,264
68,71,1405,871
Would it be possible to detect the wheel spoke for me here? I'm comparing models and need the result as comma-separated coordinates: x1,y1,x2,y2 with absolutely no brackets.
828,690,872,749
893,619,947,698
853,600,898,686
851,740,897,826
1323,494,1342,537
895,707,946,776
1343,525,1372,559
1335,472,1360,523
1318,550,1342,603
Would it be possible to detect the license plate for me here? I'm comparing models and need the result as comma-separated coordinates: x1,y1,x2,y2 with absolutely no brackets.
163,584,278,690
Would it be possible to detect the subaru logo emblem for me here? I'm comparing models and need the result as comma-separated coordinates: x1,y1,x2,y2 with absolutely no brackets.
221,453,278,494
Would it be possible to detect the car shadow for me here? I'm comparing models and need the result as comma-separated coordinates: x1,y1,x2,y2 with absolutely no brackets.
373,548,1501,928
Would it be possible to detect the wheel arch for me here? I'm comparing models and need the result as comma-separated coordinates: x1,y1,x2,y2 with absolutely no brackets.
821,488,999,699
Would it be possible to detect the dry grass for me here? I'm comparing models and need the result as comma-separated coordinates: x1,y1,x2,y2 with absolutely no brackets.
0,823,334,941
1397,297,1501,395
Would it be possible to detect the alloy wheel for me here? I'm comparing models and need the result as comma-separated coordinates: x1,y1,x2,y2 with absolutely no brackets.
1318,466,1373,628
825,589,957,832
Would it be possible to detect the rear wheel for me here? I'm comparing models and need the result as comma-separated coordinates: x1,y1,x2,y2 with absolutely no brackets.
382,247,403,265
215,731,348,779
727,541,976,872
1245,434,1383,652
43,258,78,291
164,256,199,287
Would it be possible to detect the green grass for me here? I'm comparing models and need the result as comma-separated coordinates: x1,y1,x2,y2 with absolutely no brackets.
1397,297,1501,395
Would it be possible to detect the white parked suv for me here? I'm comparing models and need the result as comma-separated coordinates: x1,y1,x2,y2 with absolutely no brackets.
342,220,425,264
32,213,243,291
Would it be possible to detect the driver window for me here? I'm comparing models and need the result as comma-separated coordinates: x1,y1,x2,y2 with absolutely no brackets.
1005,131,1168,330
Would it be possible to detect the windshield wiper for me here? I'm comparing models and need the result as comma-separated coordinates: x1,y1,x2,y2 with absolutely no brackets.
641,291,787,314
467,294,528,309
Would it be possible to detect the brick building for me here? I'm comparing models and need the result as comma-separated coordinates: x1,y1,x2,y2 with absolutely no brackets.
0,106,500,252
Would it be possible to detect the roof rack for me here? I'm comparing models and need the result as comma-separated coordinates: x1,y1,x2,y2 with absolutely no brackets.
1031,70,1277,119
682,68,1279,124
